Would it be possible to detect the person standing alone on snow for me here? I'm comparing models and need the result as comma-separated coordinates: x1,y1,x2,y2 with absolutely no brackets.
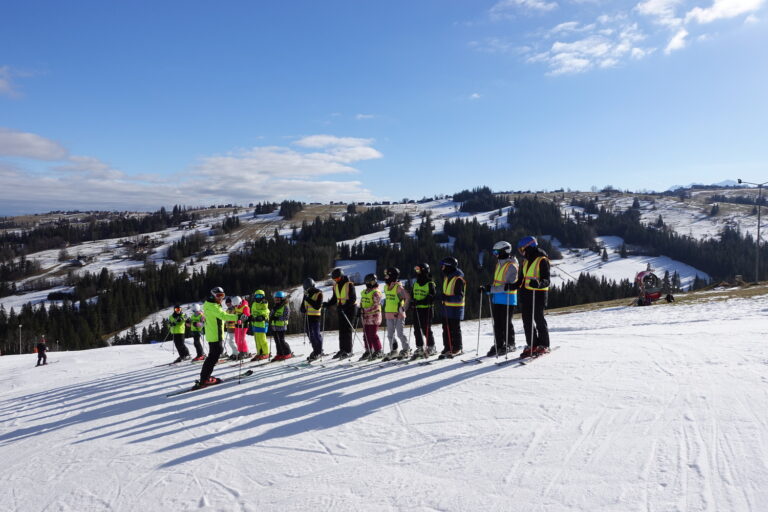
197,287,240,387
35,336,48,366
439,257,466,358
481,241,518,356
512,236,551,357
169,305,191,363
382,267,411,360
188,304,206,361
324,268,357,359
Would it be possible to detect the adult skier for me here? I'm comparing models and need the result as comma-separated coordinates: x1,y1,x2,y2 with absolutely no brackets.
480,241,519,356
410,262,437,359
300,278,325,361
169,305,191,363
512,236,551,357
382,267,411,360
197,287,240,387
324,267,357,359
35,336,48,366
250,290,270,360
439,256,465,358
358,273,384,360
188,304,206,361
232,296,251,358
269,291,294,361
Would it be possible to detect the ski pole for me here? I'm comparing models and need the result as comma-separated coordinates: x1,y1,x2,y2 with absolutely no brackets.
504,297,511,361
302,312,307,347
474,291,483,358
442,304,453,357
529,290,536,354
340,309,363,350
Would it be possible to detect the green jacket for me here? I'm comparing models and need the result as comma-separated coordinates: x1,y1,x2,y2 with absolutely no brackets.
202,296,239,343
169,312,187,334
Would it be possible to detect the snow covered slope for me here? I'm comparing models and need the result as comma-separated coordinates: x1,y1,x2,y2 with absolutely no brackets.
2,291,767,511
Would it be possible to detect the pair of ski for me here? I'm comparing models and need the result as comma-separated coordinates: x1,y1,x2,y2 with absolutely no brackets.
417,349,478,366
165,369,256,397
491,346,560,367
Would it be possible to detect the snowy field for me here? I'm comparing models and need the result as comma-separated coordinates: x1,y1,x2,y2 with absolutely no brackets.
2,292,767,511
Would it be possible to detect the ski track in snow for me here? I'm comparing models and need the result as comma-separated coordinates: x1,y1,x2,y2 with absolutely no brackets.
2,294,768,511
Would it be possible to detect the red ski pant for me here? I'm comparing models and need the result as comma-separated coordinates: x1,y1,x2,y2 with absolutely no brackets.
234,328,250,353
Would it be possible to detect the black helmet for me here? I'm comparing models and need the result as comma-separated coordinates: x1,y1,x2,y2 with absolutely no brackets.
384,267,400,280
364,273,378,286
303,278,315,291
210,286,225,296
330,267,344,280
414,262,430,276
440,256,458,271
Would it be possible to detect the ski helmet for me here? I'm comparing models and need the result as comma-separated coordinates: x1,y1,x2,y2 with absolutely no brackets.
210,286,225,297
173,304,182,311
414,262,431,276
274,290,287,299
492,241,512,258
192,303,202,312
364,273,378,286
517,236,538,254
231,296,242,306
330,267,344,280
440,256,458,271
384,267,400,280
303,277,316,291
253,289,265,302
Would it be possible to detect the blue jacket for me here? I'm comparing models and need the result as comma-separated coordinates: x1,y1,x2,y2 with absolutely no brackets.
441,268,466,320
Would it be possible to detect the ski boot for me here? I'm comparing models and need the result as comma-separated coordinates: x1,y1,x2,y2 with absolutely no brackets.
381,349,399,362
410,347,425,360
520,346,534,358
397,348,412,360
358,350,371,361
369,350,384,361
532,345,550,356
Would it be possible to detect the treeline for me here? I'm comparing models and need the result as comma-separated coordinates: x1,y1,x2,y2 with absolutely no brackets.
295,207,390,244
253,202,278,215
707,194,766,206
453,186,510,213
278,200,304,220
166,232,208,263
0,206,197,262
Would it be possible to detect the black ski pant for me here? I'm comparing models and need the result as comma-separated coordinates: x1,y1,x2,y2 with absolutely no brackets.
519,290,549,348
491,302,515,348
200,341,222,382
337,307,356,353
191,332,205,357
37,353,47,365
413,308,436,348
306,317,323,355
441,317,462,352
273,330,291,356
173,333,190,358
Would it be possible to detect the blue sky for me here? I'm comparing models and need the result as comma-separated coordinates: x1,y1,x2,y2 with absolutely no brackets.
1,0,767,214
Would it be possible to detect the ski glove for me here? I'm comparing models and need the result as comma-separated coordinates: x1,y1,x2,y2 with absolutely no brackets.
504,283,516,291
528,279,540,289
478,285,491,294
239,314,249,322
254,315,266,322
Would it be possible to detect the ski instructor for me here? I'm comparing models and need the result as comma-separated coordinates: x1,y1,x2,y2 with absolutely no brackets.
197,286,240,387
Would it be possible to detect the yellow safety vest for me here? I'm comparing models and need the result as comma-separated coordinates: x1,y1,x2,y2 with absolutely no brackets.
522,257,549,291
360,288,381,310
493,260,518,297
412,281,432,308
384,282,404,313
334,281,352,305
305,291,321,317
442,275,466,307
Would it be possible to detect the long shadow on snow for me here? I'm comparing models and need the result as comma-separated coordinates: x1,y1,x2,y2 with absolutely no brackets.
156,362,502,468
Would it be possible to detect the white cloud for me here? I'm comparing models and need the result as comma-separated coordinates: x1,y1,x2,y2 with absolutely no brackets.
469,93,482,100
0,66,21,98
665,28,689,52
686,0,766,23
355,113,375,120
744,13,760,22
490,0,558,18
0,132,382,213
636,0,685,27
548,21,597,35
469,37,518,54
0,127,69,160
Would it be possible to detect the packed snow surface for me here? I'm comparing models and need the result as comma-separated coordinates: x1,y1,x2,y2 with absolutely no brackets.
3,295,768,511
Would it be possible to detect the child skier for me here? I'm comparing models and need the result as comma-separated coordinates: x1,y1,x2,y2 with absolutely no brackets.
169,305,191,363
382,267,411,361
358,273,384,360
232,296,251,359
188,304,206,361
250,289,271,360
35,336,48,366
300,278,325,361
411,262,437,359
270,291,294,361
224,297,239,360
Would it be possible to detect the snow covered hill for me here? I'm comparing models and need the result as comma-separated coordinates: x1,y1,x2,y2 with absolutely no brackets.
2,289,767,511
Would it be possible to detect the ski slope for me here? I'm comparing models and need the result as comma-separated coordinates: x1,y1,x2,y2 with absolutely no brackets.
2,291,767,511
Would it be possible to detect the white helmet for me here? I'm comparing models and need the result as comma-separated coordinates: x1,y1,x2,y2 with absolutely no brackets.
231,296,242,306
493,241,512,255
192,303,202,312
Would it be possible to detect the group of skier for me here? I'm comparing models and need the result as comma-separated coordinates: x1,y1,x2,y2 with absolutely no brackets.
183,235,550,388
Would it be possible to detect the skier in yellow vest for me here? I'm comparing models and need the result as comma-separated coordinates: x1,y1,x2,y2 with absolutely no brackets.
270,291,294,361
511,236,551,358
250,290,271,360
480,241,519,356
358,273,384,360
324,267,357,359
188,303,206,361
300,278,325,361
410,262,437,359
169,305,190,363
382,267,412,361
438,257,466,359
